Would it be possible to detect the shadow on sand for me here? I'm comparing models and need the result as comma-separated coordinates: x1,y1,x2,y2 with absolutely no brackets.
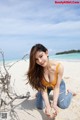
16,98,54,120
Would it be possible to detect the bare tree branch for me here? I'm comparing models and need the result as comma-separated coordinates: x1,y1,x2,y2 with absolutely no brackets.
0,51,35,120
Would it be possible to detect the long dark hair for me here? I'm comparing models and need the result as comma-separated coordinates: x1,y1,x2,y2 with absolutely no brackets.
27,43,48,90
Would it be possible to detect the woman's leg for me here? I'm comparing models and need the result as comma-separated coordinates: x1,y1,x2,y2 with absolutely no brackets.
36,91,45,109
36,88,52,109
57,80,73,109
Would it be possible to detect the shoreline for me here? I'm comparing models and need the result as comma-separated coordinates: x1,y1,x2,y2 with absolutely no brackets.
50,58,80,62
0,58,80,63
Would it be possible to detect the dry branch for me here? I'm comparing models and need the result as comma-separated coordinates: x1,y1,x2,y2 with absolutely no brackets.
0,51,34,120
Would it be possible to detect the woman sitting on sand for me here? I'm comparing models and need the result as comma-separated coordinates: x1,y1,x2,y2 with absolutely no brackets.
27,43,76,118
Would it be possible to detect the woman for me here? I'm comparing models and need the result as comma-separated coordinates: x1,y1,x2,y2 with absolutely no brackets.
27,43,75,118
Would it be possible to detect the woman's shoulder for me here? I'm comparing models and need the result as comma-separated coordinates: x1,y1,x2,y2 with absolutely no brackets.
49,60,63,72
49,60,61,66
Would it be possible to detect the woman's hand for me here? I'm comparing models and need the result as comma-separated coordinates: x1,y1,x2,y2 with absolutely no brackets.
52,104,59,114
45,106,57,119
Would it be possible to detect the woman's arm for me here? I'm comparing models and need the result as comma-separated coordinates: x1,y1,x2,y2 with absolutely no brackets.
41,90,50,109
41,90,57,118
53,63,64,112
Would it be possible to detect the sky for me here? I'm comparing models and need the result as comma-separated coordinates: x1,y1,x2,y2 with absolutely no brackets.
0,0,80,60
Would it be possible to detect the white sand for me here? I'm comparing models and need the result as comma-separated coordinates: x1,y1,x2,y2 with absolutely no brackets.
0,60,80,120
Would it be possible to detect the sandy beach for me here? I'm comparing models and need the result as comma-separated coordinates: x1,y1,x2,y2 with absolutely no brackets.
0,59,80,120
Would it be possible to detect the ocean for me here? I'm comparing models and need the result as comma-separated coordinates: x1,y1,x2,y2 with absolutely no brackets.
0,53,80,65
50,53,80,61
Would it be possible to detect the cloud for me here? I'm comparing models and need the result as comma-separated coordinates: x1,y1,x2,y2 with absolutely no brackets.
0,0,80,38
0,17,80,39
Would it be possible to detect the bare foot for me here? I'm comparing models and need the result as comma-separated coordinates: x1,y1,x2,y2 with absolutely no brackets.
67,89,76,96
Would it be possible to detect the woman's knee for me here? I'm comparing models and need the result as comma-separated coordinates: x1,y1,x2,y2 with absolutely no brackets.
36,92,45,109
36,100,45,109
58,95,72,109
58,100,70,109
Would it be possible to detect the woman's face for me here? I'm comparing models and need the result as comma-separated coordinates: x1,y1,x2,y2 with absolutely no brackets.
35,51,48,67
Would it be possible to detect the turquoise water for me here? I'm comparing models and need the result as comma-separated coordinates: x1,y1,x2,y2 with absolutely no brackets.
50,53,80,61
0,53,80,63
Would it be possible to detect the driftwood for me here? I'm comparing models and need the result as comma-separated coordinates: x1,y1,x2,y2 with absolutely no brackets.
0,51,35,120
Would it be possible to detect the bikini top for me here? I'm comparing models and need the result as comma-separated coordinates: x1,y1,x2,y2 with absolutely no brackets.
41,63,60,89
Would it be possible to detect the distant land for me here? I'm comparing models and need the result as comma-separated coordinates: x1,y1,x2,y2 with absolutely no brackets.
55,49,80,55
